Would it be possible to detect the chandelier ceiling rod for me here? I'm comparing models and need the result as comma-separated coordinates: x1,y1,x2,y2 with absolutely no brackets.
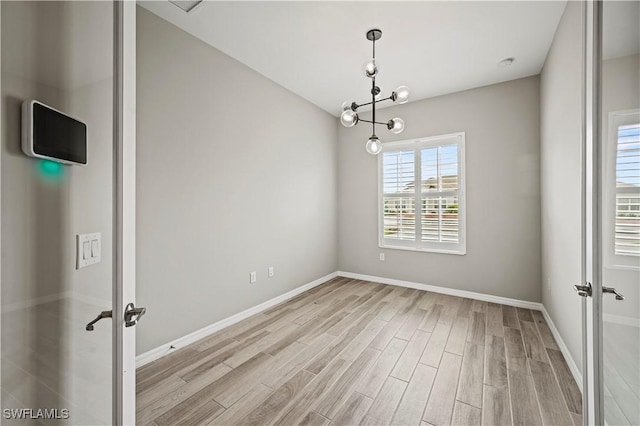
371,32,377,141
339,28,410,155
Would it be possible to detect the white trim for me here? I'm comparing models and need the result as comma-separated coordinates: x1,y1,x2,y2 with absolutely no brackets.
1,3,3,393
135,267,585,402
541,306,584,393
378,132,467,256
603,109,640,269
135,272,337,368
603,313,640,328
376,243,466,256
583,2,603,423
1,291,111,314
336,270,584,394
337,271,542,310
1,292,67,313
113,2,137,424
68,292,111,309
333,272,584,391
382,131,467,149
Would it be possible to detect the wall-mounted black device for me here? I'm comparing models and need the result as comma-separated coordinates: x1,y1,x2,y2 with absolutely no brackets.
22,100,87,165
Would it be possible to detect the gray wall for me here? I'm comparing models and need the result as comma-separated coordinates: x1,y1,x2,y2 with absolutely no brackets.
338,76,542,302
136,8,338,354
540,0,584,372
1,1,113,308
1,1,114,423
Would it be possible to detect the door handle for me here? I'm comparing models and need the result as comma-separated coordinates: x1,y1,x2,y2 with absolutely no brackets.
602,286,625,301
124,302,146,327
86,310,112,331
574,282,592,297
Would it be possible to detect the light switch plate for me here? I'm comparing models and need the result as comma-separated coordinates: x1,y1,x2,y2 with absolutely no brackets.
77,232,101,269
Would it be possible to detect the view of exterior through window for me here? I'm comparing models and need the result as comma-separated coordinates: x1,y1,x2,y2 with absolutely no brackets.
380,133,466,254
615,122,640,256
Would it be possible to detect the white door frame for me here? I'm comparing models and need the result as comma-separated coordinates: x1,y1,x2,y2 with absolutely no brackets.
0,0,3,399
583,0,604,425
113,1,137,424
0,1,136,423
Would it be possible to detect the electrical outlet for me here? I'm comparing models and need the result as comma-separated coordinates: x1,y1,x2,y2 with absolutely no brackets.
379,253,385,261
268,266,274,278
250,271,257,284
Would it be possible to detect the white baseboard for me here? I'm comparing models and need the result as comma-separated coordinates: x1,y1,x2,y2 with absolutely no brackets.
135,271,337,368
540,306,583,392
338,271,583,393
1,292,66,313
337,271,582,392
603,313,640,328
1,289,112,313
1,291,110,314
135,267,584,394
336,271,544,310
66,291,111,309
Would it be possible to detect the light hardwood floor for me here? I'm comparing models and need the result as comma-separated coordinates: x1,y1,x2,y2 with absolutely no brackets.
136,277,583,426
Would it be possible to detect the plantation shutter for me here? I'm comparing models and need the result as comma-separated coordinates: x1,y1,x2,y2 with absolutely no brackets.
379,133,466,254
421,144,460,244
615,123,640,256
382,150,416,241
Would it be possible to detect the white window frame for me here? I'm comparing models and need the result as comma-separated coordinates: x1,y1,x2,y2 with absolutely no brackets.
378,132,466,255
603,109,640,269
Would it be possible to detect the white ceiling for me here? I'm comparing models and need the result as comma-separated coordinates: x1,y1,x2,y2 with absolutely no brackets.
603,0,640,60
139,1,567,116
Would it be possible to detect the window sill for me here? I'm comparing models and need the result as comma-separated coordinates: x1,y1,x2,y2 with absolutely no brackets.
379,243,467,256
603,262,640,272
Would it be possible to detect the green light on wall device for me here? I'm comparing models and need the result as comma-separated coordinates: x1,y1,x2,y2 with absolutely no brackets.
340,29,409,155
38,159,64,180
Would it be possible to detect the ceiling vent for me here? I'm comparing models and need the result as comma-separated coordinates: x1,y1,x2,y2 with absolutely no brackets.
168,0,203,13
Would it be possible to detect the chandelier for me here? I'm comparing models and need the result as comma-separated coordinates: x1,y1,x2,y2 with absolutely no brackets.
340,28,409,155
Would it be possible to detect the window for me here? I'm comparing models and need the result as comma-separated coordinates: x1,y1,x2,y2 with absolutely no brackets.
605,110,640,268
614,121,640,256
379,132,466,254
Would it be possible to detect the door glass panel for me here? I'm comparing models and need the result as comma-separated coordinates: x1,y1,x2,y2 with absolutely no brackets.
1,1,114,424
601,2,640,424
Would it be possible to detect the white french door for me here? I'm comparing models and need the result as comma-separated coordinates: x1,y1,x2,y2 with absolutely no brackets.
582,3,602,423
114,1,138,424
0,1,137,424
582,1,640,425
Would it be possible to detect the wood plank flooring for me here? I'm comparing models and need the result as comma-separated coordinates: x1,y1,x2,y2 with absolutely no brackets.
137,277,582,425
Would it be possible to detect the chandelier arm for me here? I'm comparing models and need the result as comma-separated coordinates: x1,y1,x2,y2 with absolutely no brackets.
352,96,393,110
358,119,388,126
